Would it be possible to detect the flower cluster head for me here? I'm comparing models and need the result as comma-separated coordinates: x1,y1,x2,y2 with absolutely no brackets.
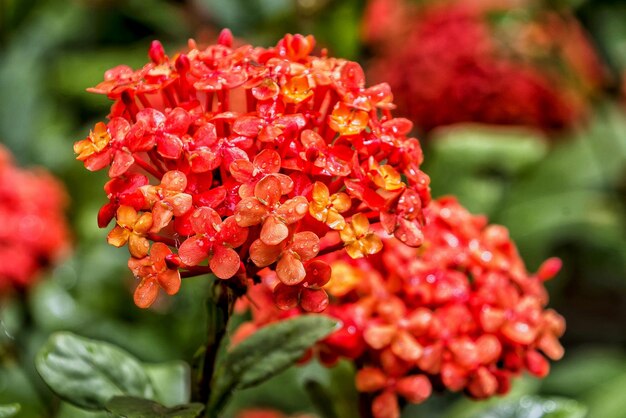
364,0,605,133
0,145,70,293
75,30,431,310
235,197,565,418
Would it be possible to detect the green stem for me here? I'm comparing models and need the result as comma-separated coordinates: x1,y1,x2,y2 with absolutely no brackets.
194,280,236,416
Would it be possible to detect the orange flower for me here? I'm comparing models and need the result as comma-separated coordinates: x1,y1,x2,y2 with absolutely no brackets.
340,213,383,258
309,182,351,230
107,206,153,258
328,102,369,136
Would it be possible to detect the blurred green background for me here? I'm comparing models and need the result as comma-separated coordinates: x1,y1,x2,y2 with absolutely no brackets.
0,0,624,417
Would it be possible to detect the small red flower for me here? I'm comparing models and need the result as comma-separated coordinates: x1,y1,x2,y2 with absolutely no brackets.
178,207,248,279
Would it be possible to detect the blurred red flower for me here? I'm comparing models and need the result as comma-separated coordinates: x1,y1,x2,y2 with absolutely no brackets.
0,145,70,293
364,0,605,133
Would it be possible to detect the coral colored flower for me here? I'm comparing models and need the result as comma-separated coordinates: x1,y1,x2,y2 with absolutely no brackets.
128,242,181,308
365,0,605,133
141,170,193,232
0,145,70,293
234,197,565,418
178,207,248,279
75,31,431,309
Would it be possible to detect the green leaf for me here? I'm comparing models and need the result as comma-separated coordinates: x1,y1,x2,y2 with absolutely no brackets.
208,315,339,414
143,361,191,406
36,332,155,410
428,124,548,174
469,396,587,418
106,396,204,418
0,404,20,418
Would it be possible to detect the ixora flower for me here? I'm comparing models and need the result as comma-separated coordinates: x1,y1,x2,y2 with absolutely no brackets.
234,197,565,418
364,0,605,133
0,145,70,293
75,30,431,310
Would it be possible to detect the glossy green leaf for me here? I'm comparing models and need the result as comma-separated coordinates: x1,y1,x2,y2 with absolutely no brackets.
105,396,204,418
470,396,587,418
208,315,339,414
36,332,155,410
0,404,20,418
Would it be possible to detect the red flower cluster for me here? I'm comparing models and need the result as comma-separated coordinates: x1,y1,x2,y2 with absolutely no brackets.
235,197,564,418
364,0,605,133
75,31,431,310
0,145,70,293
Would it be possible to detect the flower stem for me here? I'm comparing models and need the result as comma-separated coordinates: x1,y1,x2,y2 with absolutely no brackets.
195,280,236,413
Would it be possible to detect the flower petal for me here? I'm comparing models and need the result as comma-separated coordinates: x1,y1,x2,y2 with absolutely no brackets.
254,175,282,206
235,197,267,227
253,149,281,174
190,206,222,235
290,231,320,261
276,251,306,285
275,196,309,225
209,245,241,279
249,239,282,267
260,216,289,246
157,268,181,295
107,226,130,247
128,234,150,258
179,236,209,266
134,277,159,308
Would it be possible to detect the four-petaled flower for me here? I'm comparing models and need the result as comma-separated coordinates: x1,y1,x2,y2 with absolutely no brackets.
178,207,248,279
128,242,181,308
309,182,351,230
141,170,193,232
250,231,320,286
340,213,383,258
235,175,309,246
107,205,153,258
